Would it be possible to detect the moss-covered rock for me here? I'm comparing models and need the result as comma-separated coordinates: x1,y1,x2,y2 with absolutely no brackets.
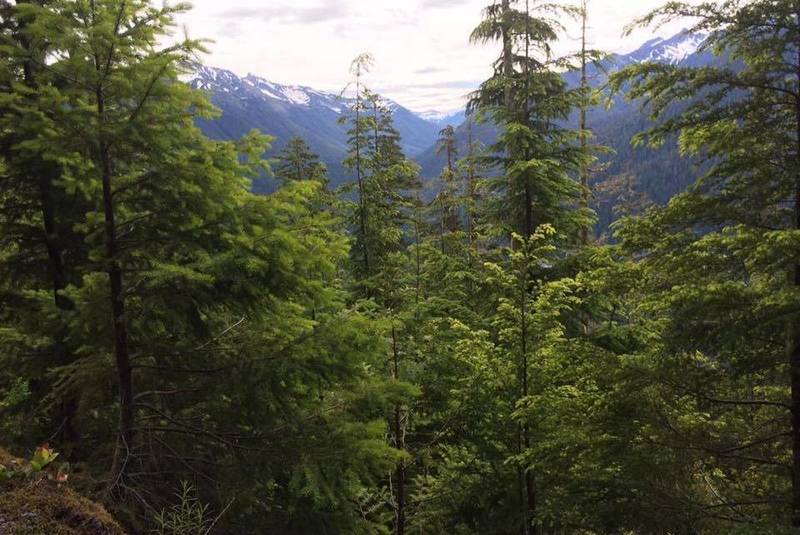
0,448,126,535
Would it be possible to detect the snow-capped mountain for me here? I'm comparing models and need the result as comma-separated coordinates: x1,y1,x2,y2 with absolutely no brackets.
186,30,715,198
417,109,467,128
184,65,453,187
189,66,348,112
415,29,719,231
190,66,465,126
619,30,707,65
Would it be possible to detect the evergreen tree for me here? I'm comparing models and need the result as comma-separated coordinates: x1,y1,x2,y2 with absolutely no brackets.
609,0,800,529
433,125,461,254
470,0,595,243
0,0,87,451
469,1,597,530
579,0,591,244
274,136,328,184
341,53,375,280
340,72,419,298
339,58,423,535
0,3,402,532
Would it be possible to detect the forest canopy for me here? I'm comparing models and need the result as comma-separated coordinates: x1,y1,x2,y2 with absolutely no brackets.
1,0,799,534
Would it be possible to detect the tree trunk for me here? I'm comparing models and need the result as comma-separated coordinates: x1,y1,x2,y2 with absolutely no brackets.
521,3,536,531
97,88,134,498
39,171,80,447
391,325,405,535
465,120,475,275
792,5,800,527
502,0,513,110
355,78,370,278
579,0,590,245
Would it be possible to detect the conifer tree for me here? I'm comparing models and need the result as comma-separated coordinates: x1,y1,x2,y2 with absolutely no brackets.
19,0,218,496
2,4,405,532
341,75,419,298
470,0,596,242
611,0,800,528
0,0,86,449
460,117,483,264
339,59,422,535
341,53,375,280
433,125,460,254
469,2,597,530
274,136,328,184
579,0,591,244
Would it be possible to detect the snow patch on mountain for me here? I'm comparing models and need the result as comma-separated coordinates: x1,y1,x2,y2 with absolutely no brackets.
418,110,452,122
621,31,707,65
281,87,311,106
186,66,345,109
648,34,705,63
414,109,467,128
242,74,319,106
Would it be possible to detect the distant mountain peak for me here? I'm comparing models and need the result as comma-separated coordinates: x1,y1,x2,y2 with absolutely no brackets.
622,30,708,65
183,64,445,166
185,65,351,116
415,109,467,128
186,65,467,127
418,110,453,122
242,74,317,107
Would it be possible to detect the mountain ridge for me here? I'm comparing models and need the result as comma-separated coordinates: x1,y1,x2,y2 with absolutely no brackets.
185,64,459,191
187,30,712,217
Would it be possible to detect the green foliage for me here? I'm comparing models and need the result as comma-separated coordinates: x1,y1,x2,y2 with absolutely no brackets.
0,444,69,486
1,0,796,534
274,137,329,184
152,482,214,535
0,1,402,532
29,444,58,472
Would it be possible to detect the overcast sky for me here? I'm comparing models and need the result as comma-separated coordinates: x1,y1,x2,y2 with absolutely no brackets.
176,0,691,113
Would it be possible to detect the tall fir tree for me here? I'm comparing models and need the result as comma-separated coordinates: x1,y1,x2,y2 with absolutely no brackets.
610,0,800,529
469,1,597,530
433,125,461,254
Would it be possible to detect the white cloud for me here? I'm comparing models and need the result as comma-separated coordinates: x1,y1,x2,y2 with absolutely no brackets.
177,0,694,113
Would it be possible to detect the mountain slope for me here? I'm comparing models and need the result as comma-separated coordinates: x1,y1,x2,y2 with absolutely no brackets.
186,66,443,187
188,31,717,230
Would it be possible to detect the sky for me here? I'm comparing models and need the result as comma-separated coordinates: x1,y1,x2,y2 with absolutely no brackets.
176,0,692,114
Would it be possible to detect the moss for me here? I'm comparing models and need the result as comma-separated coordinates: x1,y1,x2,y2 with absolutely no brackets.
0,447,19,467
0,450,126,535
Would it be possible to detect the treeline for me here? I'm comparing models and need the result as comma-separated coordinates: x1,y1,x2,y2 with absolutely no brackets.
0,0,799,534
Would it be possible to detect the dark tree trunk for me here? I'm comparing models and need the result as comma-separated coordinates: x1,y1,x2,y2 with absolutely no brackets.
391,325,405,535
521,3,536,531
502,0,513,110
466,120,475,268
792,5,800,527
96,88,134,497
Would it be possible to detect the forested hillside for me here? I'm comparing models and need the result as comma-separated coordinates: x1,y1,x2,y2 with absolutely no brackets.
1,1,799,534
415,31,719,232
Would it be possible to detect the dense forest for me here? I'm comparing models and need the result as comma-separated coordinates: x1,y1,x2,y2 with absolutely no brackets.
0,0,798,533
